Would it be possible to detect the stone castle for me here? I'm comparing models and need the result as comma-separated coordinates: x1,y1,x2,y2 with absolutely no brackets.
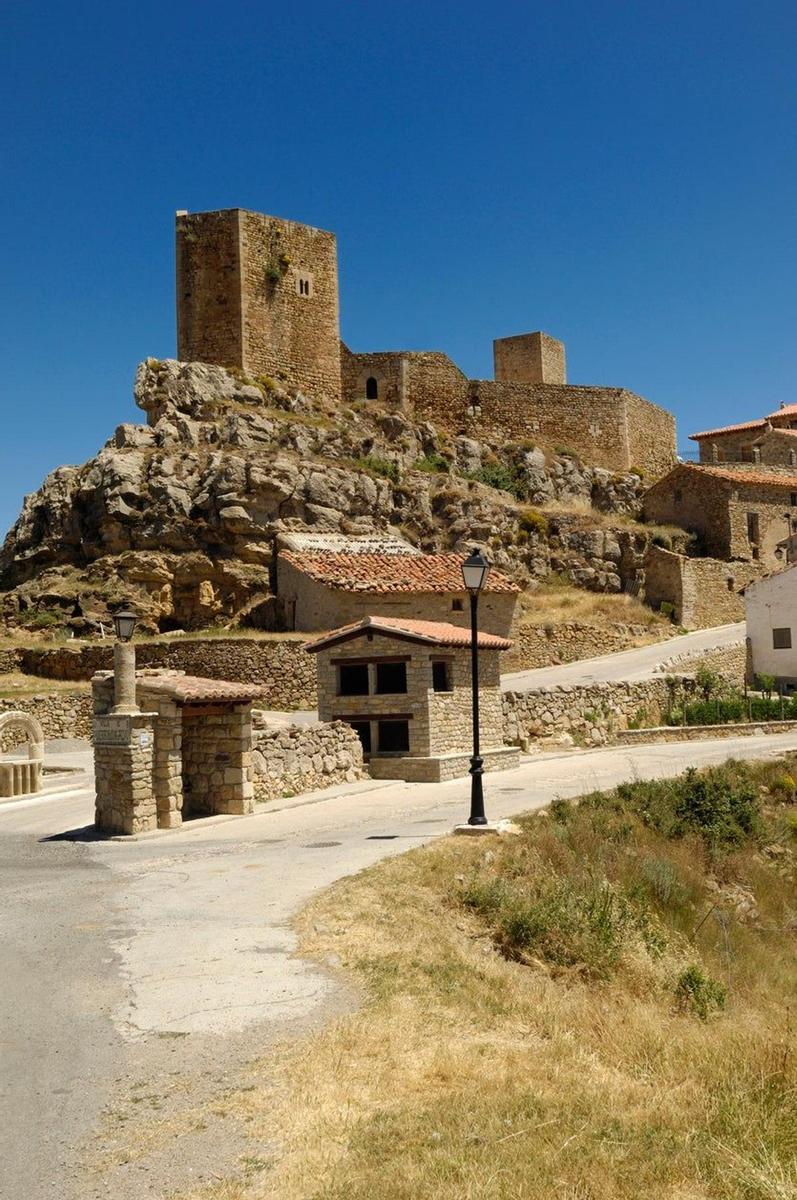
176,207,676,478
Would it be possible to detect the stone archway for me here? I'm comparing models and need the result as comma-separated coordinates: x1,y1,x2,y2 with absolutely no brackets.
0,711,44,798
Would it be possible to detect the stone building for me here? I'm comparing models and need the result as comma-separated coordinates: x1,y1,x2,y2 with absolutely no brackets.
277,548,519,636
644,544,763,629
644,464,797,571
306,615,519,782
691,404,797,465
93,669,261,835
745,565,797,690
175,207,676,478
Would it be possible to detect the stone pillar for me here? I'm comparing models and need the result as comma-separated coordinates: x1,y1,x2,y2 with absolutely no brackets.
152,698,183,830
112,641,139,715
94,712,157,835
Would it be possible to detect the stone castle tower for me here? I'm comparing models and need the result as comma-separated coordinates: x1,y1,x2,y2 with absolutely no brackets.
175,208,342,400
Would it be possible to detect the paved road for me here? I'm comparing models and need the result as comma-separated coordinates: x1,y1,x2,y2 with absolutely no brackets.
501,621,745,691
1,725,794,1199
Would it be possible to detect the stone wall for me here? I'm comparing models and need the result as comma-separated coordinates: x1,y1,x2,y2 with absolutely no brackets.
644,545,762,630
176,210,243,371
665,641,747,687
340,347,407,410
494,333,565,385
0,693,93,744
180,705,254,817
0,648,21,673
502,621,661,671
502,676,698,748
176,209,341,401
251,717,365,801
18,637,317,709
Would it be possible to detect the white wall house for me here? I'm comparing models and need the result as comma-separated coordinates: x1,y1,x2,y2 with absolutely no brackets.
745,565,797,688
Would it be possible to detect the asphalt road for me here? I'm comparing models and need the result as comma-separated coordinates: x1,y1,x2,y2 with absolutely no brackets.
501,620,745,690
2,725,795,1198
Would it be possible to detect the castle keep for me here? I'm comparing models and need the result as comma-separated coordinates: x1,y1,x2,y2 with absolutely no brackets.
176,207,676,478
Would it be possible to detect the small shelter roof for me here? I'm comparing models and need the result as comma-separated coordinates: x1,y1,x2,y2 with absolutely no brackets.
136,674,262,704
304,615,514,653
280,551,519,594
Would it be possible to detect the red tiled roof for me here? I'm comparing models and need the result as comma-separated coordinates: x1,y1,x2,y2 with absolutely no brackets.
280,551,520,594
304,616,513,653
689,418,766,441
767,404,797,419
680,464,797,488
756,427,797,439
136,674,263,703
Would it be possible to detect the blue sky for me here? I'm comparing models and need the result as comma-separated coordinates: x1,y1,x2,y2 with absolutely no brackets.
1,0,796,536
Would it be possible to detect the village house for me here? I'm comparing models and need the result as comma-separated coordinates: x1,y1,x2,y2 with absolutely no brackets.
277,547,519,636
744,565,797,691
691,404,797,465
305,615,519,782
644,463,797,571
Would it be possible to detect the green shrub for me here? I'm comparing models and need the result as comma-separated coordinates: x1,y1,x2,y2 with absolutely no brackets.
660,601,675,620
354,456,400,484
628,465,645,478
466,462,526,499
675,964,726,1020
756,673,777,699
414,452,449,474
695,664,721,700
518,508,548,537
255,374,278,393
554,447,580,460
617,764,762,850
27,610,61,630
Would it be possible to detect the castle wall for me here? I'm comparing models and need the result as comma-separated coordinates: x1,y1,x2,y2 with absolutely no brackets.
238,209,341,400
623,391,678,479
340,346,407,409
176,209,341,400
494,332,565,385
176,210,243,370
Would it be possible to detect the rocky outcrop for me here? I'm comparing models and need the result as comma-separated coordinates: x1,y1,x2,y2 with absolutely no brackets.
0,359,664,634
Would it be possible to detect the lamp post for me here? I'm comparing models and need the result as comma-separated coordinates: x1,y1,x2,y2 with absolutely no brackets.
461,548,491,825
111,609,139,715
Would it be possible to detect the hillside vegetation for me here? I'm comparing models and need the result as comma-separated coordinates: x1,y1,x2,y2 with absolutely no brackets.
185,757,797,1200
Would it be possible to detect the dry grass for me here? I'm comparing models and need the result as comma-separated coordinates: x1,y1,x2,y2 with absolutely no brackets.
0,672,90,698
171,759,797,1200
517,577,673,632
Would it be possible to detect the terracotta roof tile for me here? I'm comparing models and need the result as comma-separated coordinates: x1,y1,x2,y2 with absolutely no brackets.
280,551,520,594
680,464,797,488
304,616,513,652
136,674,263,704
689,418,766,440
767,404,797,419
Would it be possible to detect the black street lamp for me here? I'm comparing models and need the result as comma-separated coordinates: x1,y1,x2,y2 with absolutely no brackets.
461,548,491,825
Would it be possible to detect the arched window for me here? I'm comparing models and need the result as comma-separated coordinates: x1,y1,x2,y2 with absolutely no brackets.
365,376,378,400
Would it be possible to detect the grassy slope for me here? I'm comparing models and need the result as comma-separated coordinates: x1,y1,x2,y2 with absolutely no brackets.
178,758,797,1200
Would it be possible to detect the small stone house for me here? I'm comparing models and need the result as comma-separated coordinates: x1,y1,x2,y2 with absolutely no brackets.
691,404,797,465
745,565,797,690
305,615,520,782
644,463,797,571
278,550,519,636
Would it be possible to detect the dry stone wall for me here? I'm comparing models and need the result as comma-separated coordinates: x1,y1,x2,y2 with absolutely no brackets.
0,693,92,744
502,676,698,748
18,637,317,708
251,717,365,801
503,622,663,671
